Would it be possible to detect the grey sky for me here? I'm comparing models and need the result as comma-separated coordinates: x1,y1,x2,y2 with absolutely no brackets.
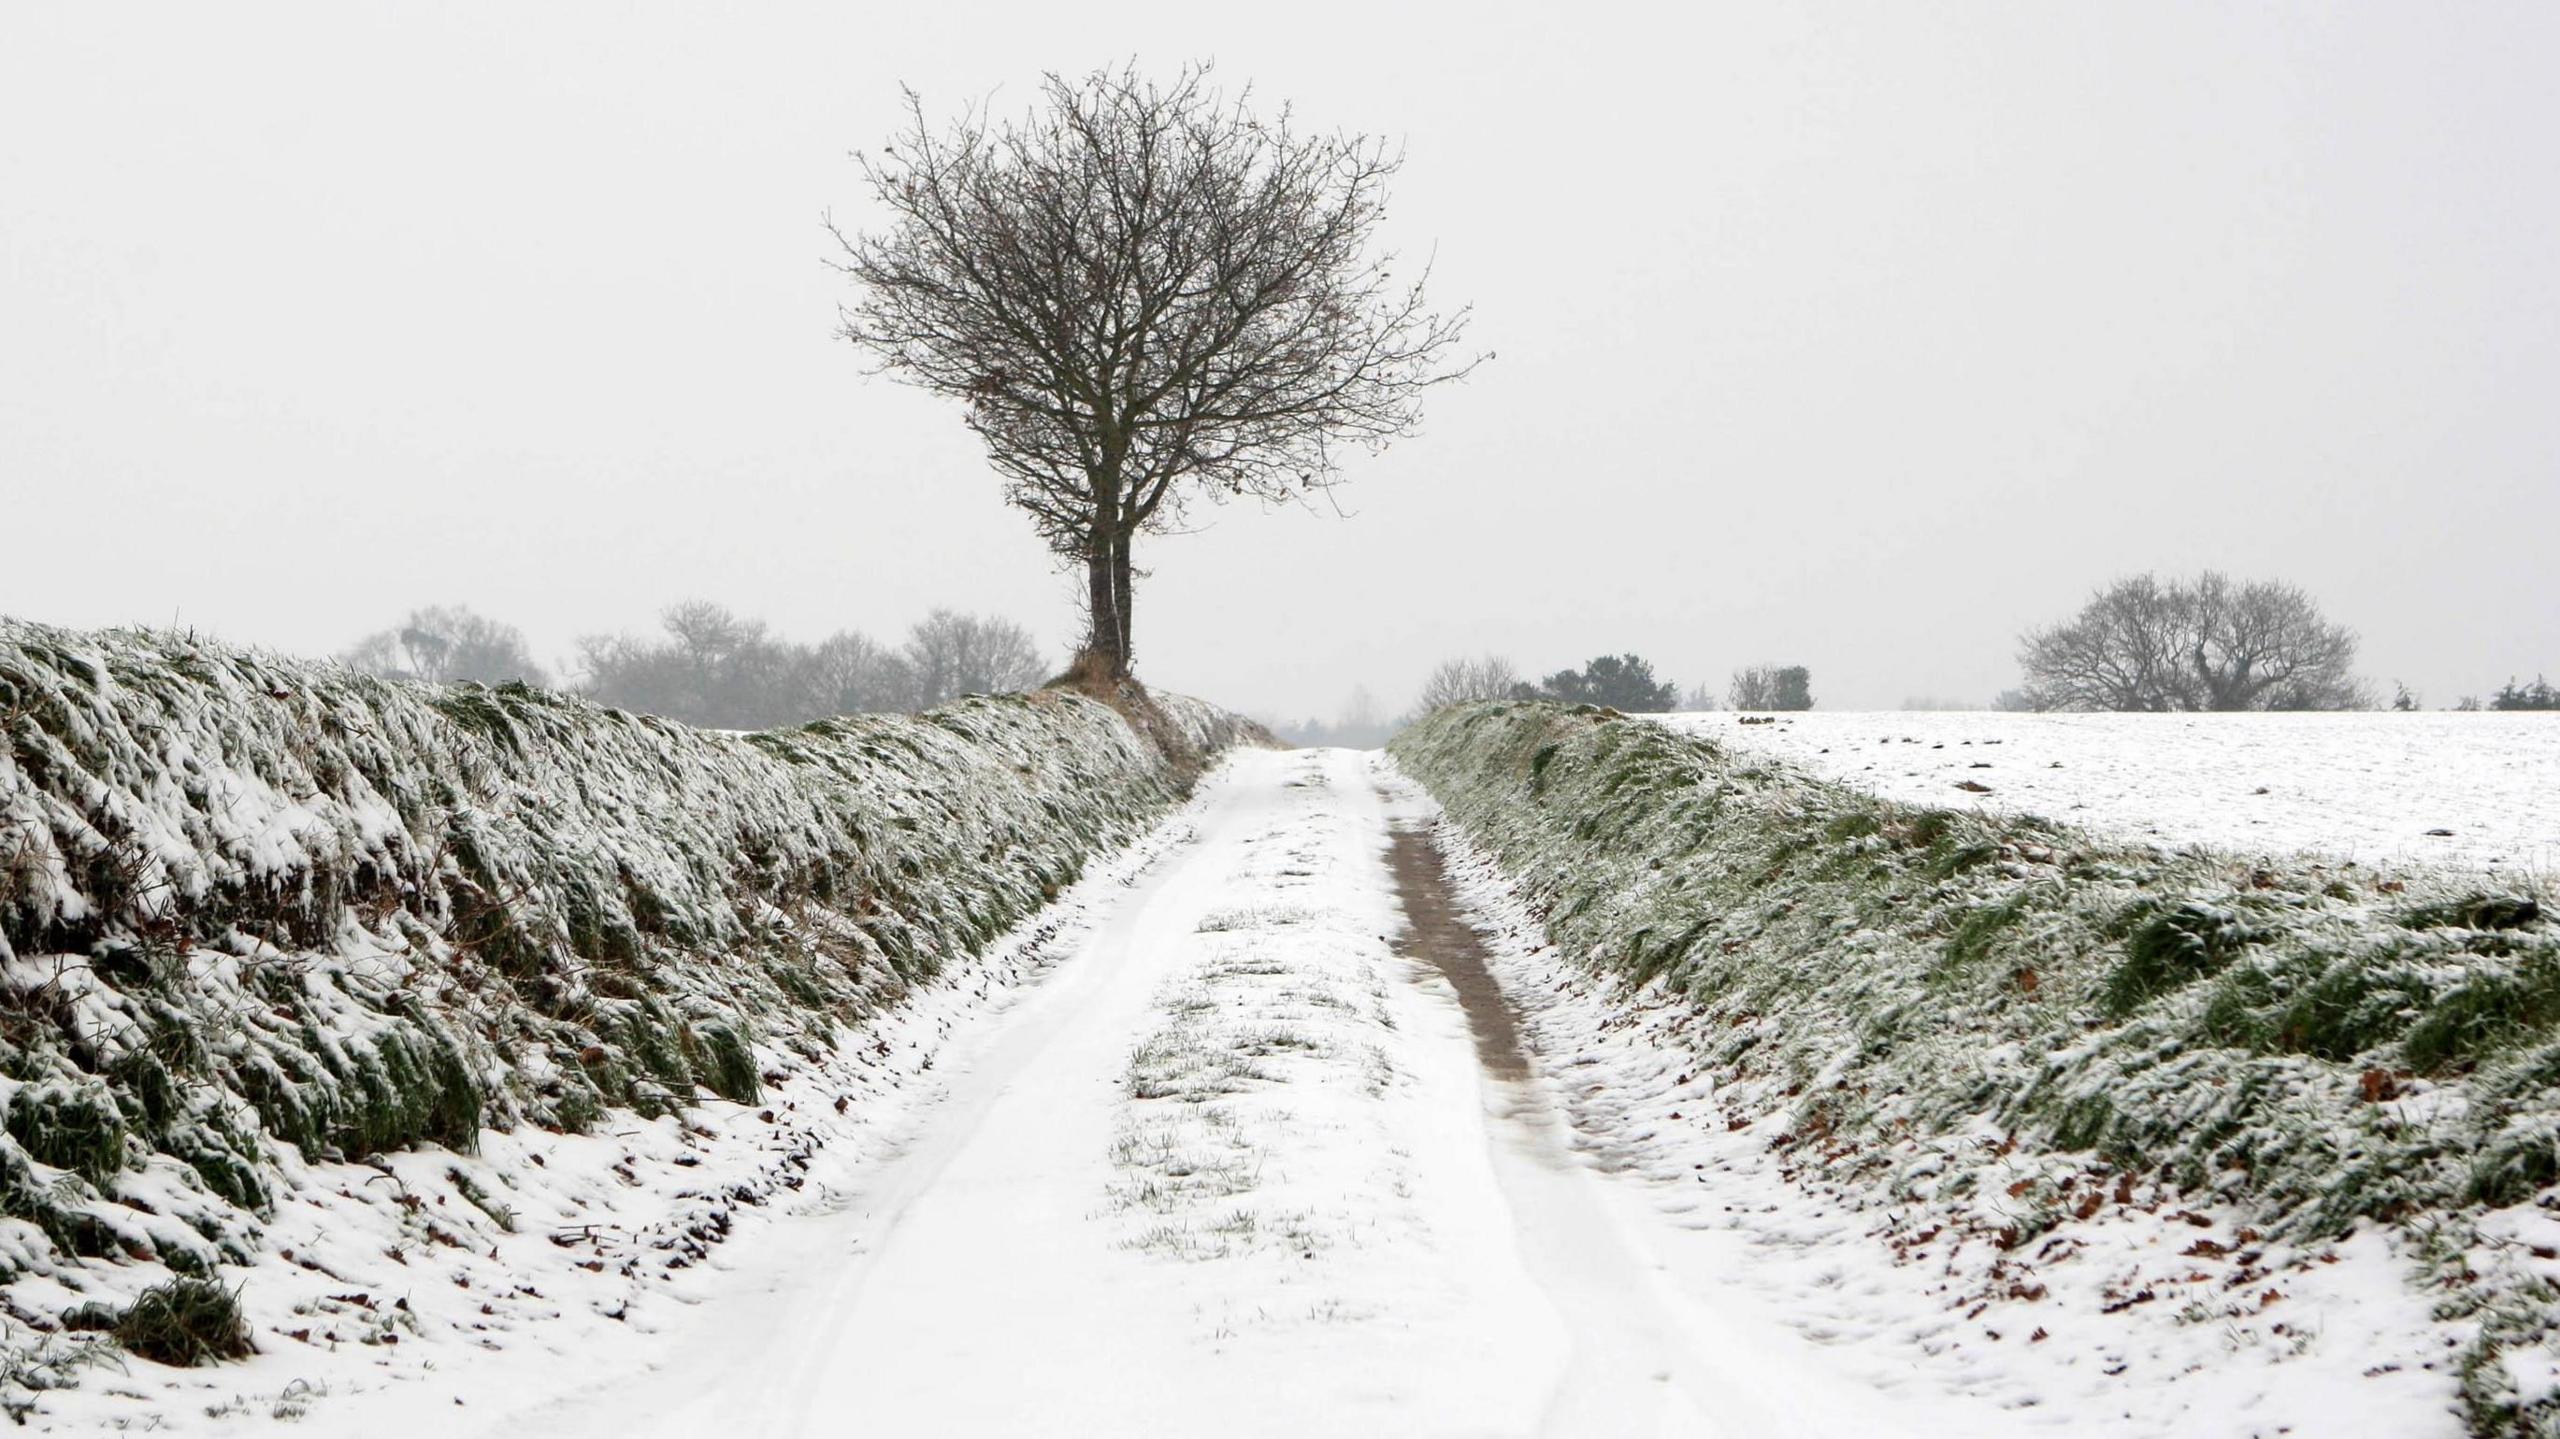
5,3,2554,718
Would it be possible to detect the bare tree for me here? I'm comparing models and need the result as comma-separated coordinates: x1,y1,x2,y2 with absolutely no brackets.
1728,665,1813,711
2018,572,2366,711
2015,574,2185,711
805,631,916,715
902,609,1045,709
343,605,549,687
1413,654,1521,713
831,63,1477,683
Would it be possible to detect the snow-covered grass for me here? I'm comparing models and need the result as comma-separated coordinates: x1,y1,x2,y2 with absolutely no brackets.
1409,779,2471,1438
1392,701,2560,1436
1663,710,2560,878
1,779,1211,1432
0,617,1249,1421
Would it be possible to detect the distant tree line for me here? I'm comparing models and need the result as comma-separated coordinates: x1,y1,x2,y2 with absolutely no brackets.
1410,652,1685,713
1319,567,2540,736
2466,676,2559,712
2494,677,2559,710
1401,652,1815,722
1264,686,1399,749
341,602,1045,729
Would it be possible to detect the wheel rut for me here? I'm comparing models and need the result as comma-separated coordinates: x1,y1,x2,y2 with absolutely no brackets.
1385,822,1532,1083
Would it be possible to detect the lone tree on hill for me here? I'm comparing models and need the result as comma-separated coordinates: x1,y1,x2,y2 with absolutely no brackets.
2017,572,2366,711
831,63,1477,684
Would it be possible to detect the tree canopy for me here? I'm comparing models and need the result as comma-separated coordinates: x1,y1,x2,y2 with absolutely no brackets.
2018,572,2365,711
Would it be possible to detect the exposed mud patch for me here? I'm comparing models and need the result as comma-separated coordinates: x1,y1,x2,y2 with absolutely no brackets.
1386,824,1530,1082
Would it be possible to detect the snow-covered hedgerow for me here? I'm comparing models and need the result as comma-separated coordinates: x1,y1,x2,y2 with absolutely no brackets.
1393,701,2560,1436
0,619,1246,1349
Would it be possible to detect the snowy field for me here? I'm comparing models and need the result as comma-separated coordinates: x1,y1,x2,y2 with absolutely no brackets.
1661,710,2560,878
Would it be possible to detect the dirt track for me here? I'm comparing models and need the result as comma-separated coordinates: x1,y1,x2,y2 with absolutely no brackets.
1387,824,1531,1082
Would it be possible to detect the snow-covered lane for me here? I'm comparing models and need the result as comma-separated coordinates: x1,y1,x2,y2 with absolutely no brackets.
621,743,1557,1438
381,746,2033,1438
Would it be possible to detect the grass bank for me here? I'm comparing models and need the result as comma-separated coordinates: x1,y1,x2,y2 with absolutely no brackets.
0,617,1248,1372
1392,700,2560,1435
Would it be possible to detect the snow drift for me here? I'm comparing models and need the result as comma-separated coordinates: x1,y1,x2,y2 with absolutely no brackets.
0,618,1249,1381
1393,701,2560,1435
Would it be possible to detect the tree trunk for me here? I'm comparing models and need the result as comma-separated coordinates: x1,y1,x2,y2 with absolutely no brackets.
1080,523,1140,683
1110,534,1135,671
1083,542,1128,680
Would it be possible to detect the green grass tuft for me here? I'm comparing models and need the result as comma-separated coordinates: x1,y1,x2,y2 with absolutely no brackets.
3,1081,128,1188
2104,901,2262,1014
114,1278,255,1367
2399,894,2542,933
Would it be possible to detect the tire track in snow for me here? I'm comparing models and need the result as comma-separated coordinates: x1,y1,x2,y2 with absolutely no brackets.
1380,781,2003,1438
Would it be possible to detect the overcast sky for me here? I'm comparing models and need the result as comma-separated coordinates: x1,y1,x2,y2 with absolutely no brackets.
5,3,2554,718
